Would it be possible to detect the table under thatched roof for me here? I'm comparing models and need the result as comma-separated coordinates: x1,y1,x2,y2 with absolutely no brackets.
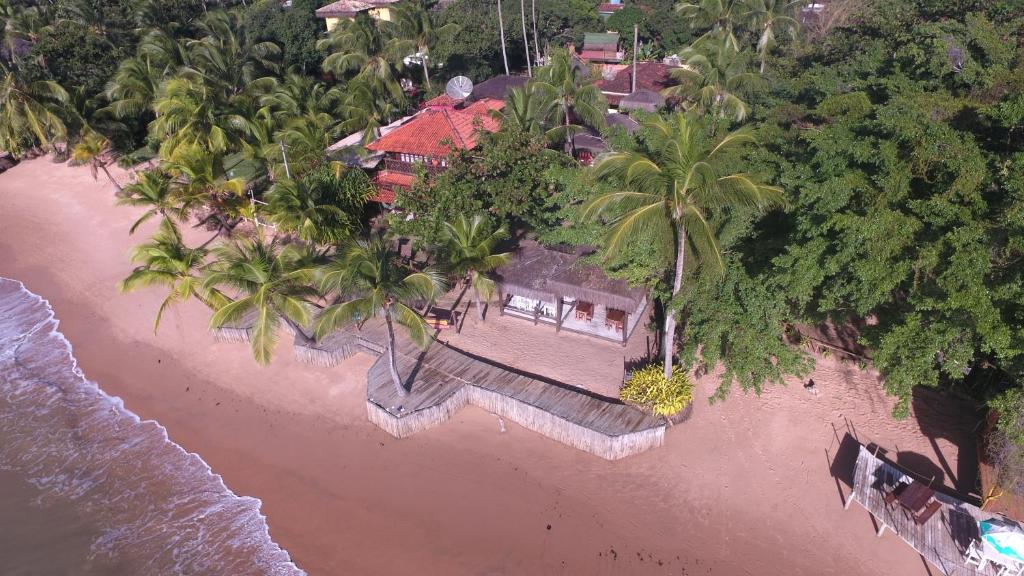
496,243,646,312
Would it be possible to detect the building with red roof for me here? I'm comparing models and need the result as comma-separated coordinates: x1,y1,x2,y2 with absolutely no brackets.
364,98,504,204
598,1,625,19
594,61,679,107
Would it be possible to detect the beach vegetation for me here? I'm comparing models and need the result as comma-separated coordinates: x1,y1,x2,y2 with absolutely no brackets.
621,364,694,417
438,213,512,321
202,235,320,365
315,238,446,396
584,113,784,382
120,218,229,331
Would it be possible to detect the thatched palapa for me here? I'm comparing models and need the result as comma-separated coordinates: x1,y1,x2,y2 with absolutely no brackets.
547,264,646,314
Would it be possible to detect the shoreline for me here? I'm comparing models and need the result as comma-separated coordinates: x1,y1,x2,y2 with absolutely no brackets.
0,158,980,575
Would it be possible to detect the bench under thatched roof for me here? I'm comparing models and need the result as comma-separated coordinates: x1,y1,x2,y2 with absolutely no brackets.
548,263,646,313
496,243,646,312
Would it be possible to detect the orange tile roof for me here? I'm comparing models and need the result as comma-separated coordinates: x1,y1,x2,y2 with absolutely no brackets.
370,170,416,203
367,99,505,157
421,94,457,109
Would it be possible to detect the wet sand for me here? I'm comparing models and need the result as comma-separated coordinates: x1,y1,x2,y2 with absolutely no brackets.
0,158,982,575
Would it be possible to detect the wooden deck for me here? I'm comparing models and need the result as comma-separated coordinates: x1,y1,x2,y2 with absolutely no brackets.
845,445,999,576
340,319,665,460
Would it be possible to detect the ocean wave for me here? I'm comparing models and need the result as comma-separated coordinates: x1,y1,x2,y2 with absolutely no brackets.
0,278,305,575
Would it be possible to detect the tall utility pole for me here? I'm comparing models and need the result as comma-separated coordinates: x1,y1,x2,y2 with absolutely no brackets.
497,0,510,75
632,24,638,93
520,0,532,76
531,0,540,65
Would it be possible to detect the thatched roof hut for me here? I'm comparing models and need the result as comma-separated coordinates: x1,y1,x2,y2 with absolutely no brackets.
619,89,665,113
548,263,646,314
496,243,647,314
495,244,576,303
210,308,259,343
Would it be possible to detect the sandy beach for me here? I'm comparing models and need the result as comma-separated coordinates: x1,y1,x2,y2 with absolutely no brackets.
0,157,983,575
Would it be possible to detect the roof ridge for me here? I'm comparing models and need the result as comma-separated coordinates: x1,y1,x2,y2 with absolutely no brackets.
441,108,469,149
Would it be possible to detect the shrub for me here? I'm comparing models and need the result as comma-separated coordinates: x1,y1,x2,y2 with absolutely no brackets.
621,364,694,417
988,389,1024,496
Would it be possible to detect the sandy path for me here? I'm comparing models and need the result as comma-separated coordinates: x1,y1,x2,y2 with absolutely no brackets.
0,158,982,575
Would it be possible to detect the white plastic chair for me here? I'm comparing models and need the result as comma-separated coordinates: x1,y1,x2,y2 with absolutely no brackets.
965,540,984,568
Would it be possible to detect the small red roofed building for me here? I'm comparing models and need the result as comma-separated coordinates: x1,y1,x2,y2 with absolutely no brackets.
594,60,678,108
598,0,625,19
365,98,504,204
578,32,623,64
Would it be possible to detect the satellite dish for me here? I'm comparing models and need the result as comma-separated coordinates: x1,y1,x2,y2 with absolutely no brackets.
445,76,474,101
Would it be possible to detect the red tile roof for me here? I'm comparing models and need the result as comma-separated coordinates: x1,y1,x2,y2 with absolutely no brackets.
598,3,625,12
580,49,622,62
366,99,504,157
421,94,457,109
370,170,416,203
595,61,678,105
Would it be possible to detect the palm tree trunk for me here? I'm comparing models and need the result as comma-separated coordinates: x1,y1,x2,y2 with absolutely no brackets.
474,288,484,321
531,0,540,64
520,0,532,76
384,307,408,396
100,164,122,192
420,49,432,91
497,0,510,75
663,224,686,381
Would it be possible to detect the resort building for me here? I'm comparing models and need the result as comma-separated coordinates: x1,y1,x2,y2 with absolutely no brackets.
495,243,648,346
363,97,504,203
577,32,624,64
315,0,400,31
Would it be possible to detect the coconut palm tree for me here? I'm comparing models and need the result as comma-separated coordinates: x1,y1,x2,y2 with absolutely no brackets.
532,49,607,146
265,177,355,247
318,14,405,105
741,0,801,73
440,213,512,320
0,66,68,156
663,38,759,123
257,72,343,126
187,10,281,98
117,169,190,234
675,0,748,51
104,52,172,120
162,143,248,235
582,112,783,380
203,235,319,365
390,1,458,91
337,78,402,145
149,75,248,158
70,131,121,192
492,83,548,134
315,238,444,396
269,111,337,177
120,218,229,331
497,0,509,75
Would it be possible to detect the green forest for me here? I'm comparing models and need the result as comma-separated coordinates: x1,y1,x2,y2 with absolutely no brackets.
2,0,1023,498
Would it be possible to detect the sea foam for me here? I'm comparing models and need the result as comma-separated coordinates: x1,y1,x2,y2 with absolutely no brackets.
0,278,305,575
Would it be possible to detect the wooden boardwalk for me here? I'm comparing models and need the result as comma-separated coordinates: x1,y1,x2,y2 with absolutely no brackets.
307,319,665,460
845,445,999,576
